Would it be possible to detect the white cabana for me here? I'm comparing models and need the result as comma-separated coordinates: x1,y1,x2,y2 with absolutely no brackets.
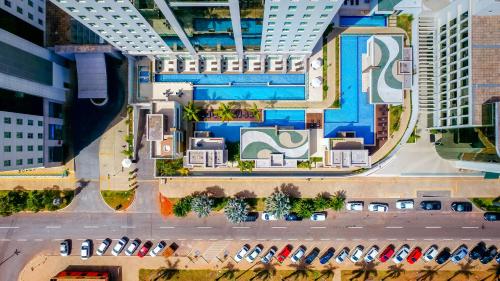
311,58,323,70
121,158,132,168
311,77,322,88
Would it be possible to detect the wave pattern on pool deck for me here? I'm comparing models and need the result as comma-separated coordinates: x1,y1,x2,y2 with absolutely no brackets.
340,16,387,27
324,35,375,145
196,109,306,142
156,73,305,101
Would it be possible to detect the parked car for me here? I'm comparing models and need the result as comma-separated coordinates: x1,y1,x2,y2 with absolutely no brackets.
112,237,129,256
124,239,140,256
484,212,500,221
335,248,349,264
469,242,486,260
245,245,263,263
277,245,293,263
364,246,379,263
310,212,326,221
60,240,70,256
368,203,389,212
435,249,451,265
304,248,320,265
137,241,153,258
244,212,259,222
407,247,422,264
290,246,306,263
96,238,111,256
350,246,364,263
392,245,410,264
285,213,302,221
150,241,167,257
451,202,472,212
480,246,498,264
451,245,468,263
80,239,91,260
396,200,414,210
420,201,442,211
495,252,500,264
379,245,395,262
261,212,278,221
423,245,439,262
346,201,363,211
320,248,335,264
234,244,250,263
261,247,277,264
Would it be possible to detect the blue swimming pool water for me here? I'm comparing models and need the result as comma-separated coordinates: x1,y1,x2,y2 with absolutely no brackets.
340,16,387,27
194,86,304,100
156,73,305,85
196,109,305,142
323,35,375,145
194,18,262,34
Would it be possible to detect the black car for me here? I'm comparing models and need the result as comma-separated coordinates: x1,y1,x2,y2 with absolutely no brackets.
319,247,335,264
469,242,486,260
451,202,472,212
484,212,500,221
480,246,498,264
496,252,500,264
244,212,258,222
435,249,451,264
420,201,442,211
304,248,320,265
285,213,303,221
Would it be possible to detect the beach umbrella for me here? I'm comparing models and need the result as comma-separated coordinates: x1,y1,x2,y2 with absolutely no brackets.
311,77,322,88
311,58,322,70
121,158,132,168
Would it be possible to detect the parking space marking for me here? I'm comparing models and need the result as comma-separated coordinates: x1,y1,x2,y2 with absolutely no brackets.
461,238,471,241
406,238,415,241
461,226,479,229
443,238,454,241
352,238,362,241
424,238,435,241
34,238,43,241
46,225,61,229
482,238,492,241
272,238,282,241
387,238,398,241
84,225,98,229
193,238,203,241
347,226,363,229
305,238,314,241
159,226,175,229
240,238,250,241
320,238,331,241
232,226,250,229
271,226,287,229
336,238,346,241
52,238,65,241
16,239,27,242
385,226,403,229
0,226,19,229
196,226,213,229
120,226,135,229
209,238,218,241
224,238,234,241
288,238,298,241
310,226,326,229
256,238,266,241
0,239,11,241
425,226,442,229
369,238,378,241
178,238,186,241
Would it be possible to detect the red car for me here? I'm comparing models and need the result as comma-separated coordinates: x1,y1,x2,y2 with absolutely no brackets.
137,241,153,258
277,245,293,263
378,245,395,262
407,247,422,264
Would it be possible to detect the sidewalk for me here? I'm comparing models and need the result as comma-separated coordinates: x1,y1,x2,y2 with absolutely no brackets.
161,177,500,199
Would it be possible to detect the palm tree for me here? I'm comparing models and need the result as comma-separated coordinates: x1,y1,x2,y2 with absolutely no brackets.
154,259,180,280
224,198,249,223
214,103,234,122
480,264,500,281
264,191,291,219
448,261,475,281
248,103,261,121
183,101,200,122
190,194,213,218
417,265,439,281
284,263,314,280
382,264,405,280
238,160,254,173
315,263,337,281
349,261,378,281
216,262,237,281
250,263,276,281
329,195,346,211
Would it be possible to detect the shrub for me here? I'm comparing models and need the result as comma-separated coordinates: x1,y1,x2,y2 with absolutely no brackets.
292,198,316,218
265,191,291,219
191,194,214,218
224,198,249,224
173,196,192,217
156,159,184,176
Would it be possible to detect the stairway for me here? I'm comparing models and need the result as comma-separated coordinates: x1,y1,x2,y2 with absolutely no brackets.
388,14,398,27
417,16,436,116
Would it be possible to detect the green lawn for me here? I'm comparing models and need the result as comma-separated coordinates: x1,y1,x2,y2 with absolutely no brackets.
397,14,414,42
389,105,403,135
101,189,135,211
0,190,74,216
471,197,500,212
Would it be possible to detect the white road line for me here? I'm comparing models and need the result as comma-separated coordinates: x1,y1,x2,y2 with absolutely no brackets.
272,238,282,241
196,226,213,229
320,238,331,241
193,238,203,241
17,239,27,242
271,226,287,229
305,238,314,241
311,226,326,229
46,226,61,229
34,239,43,242
336,238,346,241
209,238,218,241
159,226,176,229
120,226,135,229
385,226,404,229
407,238,415,241
347,226,364,229
225,238,234,241
352,238,362,241
461,238,471,241
482,238,492,241
443,238,454,241
461,226,479,229
232,226,250,229
288,238,298,241
256,238,266,241
84,226,98,229
52,238,65,241
387,238,397,241
0,239,11,241
369,238,378,241
178,238,186,241
424,238,435,241
240,238,250,241
425,226,442,229
0,226,19,229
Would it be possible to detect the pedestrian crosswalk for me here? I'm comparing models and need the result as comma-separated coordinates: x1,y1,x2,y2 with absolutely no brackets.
203,241,230,262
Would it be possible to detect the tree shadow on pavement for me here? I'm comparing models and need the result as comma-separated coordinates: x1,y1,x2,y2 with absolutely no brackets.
154,259,180,281
278,183,301,198
416,265,439,281
216,262,237,281
382,264,405,281
250,262,277,281
349,261,378,281
315,263,337,281
283,262,314,280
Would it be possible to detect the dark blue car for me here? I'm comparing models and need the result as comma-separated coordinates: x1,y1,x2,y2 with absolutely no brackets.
285,213,302,221
319,248,335,264
304,248,320,265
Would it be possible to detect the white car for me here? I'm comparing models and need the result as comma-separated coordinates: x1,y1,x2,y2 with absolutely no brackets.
346,201,363,211
451,245,468,263
423,245,439,262
290,246,306,263
350,246,364,263
80,240,91,260
124,239,140,256
234,245,250,263
60,240,70,256
364,246,379,263
392,245,410,264
310,212,326,221
111,237,128,256
335,248,349,264
396,200,414,209
368,203,389,212
261,212,278,221
96,238,111,256
261,247,276,264
150,241,167,257
245,245,263,263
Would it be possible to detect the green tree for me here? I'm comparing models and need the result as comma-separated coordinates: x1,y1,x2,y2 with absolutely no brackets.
214,103,235,122
191,194,213,218
265,191,291,219
156,159,184,176
293,198,316,218
173,196,192,217
330,194,346,211
248,103,261,121
183,101,200,122
26,190,45,212
238,160,254,173
224,198,249,223
314,194,330,210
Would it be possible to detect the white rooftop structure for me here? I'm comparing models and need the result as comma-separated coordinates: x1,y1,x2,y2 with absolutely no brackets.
183,132,228,168
326,150,371,168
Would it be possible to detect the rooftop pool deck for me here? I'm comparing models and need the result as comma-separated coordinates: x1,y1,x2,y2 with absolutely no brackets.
324,35,375,145
196,109,306,142
156,73,306,101
340,16,387,27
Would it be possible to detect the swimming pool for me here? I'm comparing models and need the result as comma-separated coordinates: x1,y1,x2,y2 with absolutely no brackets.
196,109,305,142
323,35,375,145
340,16,387,27
156,74,306,100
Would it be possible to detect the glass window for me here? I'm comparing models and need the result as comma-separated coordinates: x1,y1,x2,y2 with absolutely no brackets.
282,28,290,32
4,160,11,167
38,133,43,139
4,146,11,152
17,6,23,14
38,145,43,151
16,145,22,152
267,28,274,32
16,159,23,166
4,132,11,138
284,22,292,26
28,13,33,20
28,120,33,126
269,14,277,19
298,28,304,32
4,117,11,124
16,119,22,125
306,6,315,11
286,14,294,19
27,133,33,139
16,132,23,138
48,102,63,118
320,14,328,19
27,159,33,165
38,6,43,13
38,120,43,126
288,6,297,11
27,145,33,151
37,158,43,164
268,21,275,26
4,0,11,7
303,14,311,19
270,5,278,11
325,5,333,11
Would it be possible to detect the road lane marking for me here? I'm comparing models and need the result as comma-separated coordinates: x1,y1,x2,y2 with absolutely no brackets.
320,238,331,241
232,226,250,229
272,238,282,241
461,238,471,241
425,226,442,229
196,227,213,229
240,238,250,241
305,238,314,241
46,226,61,229
482,238,492,241
0,226,19,229
336,238,346,241
0,239,11,241
385,226,404,229
288,238,298,241
387,238,397,241
120,226,135,229
311,226,326,229
352,238,361,241
407,238,415,241
347,226,363,229
225,238,234,241
369,238,378,241
159,226,176,229
209,238,218,241
34,239,43,242
443,238,453,241
193,238,203,241
17,239,27,242
424,239,435,241
178,238,186,241
271,226,287,229
84,225,98,229
257,238,266,241
461,226,479,229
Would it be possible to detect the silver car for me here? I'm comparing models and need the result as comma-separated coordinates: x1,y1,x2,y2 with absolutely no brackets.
423,245,439,262
396,200,414,209
346,201,364,211
96,238,111,256
234,245,250,263
451,245,468,263
245,245,263,263
364,246,379,263
125,239,141,256
80,239,91,260
392,245,410,264
290,246,306,263
261,247,277,264
350,246,364,263
335,248,349,264
111,237,128,256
